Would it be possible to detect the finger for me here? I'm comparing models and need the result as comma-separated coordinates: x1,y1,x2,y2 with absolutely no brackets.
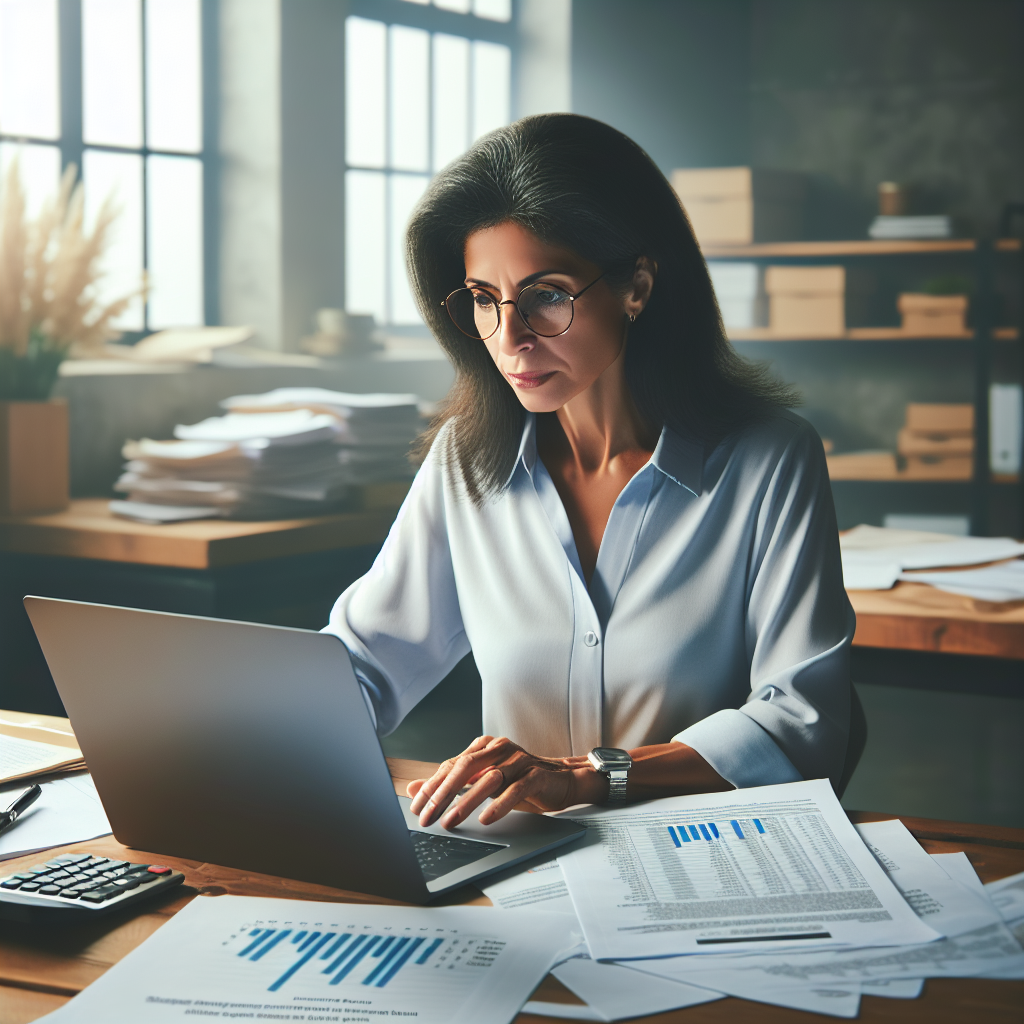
406,779,425,799
417,743,516,825
477,777,533,825
438,768,506,829
408,737,497,814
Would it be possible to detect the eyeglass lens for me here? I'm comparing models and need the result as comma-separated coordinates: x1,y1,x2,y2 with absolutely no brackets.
446,283,574,340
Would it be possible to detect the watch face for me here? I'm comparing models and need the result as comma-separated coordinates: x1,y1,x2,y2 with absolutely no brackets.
591,747,632,769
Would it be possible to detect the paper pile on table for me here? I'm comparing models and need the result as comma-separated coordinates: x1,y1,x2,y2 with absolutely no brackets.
482,780,1024,1021
111,388,423,522
840,524,1024,592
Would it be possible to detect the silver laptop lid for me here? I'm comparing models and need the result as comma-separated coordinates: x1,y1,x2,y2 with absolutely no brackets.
24,596,431,904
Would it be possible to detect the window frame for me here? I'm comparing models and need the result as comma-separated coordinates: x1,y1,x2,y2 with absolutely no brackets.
0,0,219,338
343,0,518,330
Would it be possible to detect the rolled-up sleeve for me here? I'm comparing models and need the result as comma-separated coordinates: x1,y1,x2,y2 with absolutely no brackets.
322,437,470,735
676,423,856,789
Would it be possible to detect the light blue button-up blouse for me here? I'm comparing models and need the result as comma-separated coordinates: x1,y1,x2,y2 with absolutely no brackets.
324,409,856,790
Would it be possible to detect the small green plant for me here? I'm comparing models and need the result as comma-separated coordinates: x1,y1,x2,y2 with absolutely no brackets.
922,275,972,296
0,158,143,401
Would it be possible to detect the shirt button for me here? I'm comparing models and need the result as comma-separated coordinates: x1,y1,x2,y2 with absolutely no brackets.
583,631,599,647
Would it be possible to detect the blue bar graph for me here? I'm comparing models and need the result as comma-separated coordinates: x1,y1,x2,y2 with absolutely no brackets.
754,818,766,834
233,928,449,992
708,822,720,838
668,826,681,847
688,825,701,841
731,820,744,838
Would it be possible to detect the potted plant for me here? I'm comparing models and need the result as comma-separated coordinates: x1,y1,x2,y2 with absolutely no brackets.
0,159,141,515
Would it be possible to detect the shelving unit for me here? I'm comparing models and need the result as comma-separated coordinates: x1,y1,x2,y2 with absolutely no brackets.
705,238,1024,535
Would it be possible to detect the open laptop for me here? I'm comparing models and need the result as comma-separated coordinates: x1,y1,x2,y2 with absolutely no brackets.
24,596,585,904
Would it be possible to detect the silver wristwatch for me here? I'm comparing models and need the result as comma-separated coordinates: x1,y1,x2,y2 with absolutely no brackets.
587,747,632,803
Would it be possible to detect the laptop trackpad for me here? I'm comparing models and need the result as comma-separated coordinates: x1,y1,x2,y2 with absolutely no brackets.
408,831,507,882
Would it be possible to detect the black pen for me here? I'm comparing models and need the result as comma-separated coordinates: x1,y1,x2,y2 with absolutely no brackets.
0,784,42,837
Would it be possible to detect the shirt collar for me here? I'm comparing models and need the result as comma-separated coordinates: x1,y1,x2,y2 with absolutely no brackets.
509,414,703,497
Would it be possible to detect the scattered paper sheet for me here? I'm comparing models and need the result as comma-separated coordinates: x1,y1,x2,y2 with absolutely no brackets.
625,818,1024,1000
555,780,939,961
0,734,85,784
480,858,575,913
841,527,1024,573
33,896,578,1024
843,561,901,590
899,560,1024,602
0,774,111,861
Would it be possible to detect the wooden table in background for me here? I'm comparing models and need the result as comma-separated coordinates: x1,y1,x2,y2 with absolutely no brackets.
848,581,1024,660
1,758,1022,1024
0,494,409,570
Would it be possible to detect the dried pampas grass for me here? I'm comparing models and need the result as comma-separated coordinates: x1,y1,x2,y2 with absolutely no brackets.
0,156,145,360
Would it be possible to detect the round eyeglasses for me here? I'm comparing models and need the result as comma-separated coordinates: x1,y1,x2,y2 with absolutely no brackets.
442,273,605,340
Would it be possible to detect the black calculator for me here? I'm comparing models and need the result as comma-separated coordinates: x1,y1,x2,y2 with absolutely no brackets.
0,851,185,924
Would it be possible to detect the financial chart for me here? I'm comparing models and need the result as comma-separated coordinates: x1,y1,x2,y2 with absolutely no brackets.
222,916,506,1001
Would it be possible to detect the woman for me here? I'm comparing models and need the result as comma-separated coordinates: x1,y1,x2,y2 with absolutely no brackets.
325,114,855,833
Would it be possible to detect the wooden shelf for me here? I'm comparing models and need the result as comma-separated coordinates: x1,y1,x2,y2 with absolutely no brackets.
993,474,1022,485
729,327,975,342
703,239,977,258
995,238,1023,252
994,326,1020,340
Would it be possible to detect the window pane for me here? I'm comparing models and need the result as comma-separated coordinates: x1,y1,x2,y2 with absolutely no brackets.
83,0,143,148
346,17,386,169
473,0,511,21
389,174,429,325
472,41,510,141
432,34,469,171
146,0,202,153
0,0,59,139
434,0,471,12
147,154,203,327
83,149,145,329
0,142,61,220
345,170,386,324
389,26,429,173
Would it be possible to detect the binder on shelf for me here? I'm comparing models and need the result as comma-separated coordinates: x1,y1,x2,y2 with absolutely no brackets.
990,384,1023,475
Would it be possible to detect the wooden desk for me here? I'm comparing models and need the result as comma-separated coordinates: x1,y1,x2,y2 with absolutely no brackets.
848,581,1024,660
0,494,408,570
2,759,1022,1024
0,497,407,716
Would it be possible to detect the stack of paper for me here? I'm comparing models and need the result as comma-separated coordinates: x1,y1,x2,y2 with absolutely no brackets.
868,215,952,239
112,389,423,522
840,524,1024,591
481,780,1024,1021
0,712,85,784
0,774,111,861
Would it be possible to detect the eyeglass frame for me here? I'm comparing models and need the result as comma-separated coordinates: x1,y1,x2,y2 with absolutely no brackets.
441,272,606,340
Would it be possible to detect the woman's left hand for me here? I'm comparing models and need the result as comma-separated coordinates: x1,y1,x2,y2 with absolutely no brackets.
407,735,607,829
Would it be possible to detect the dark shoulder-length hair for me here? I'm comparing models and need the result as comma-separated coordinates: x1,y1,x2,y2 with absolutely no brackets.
407,113,796,501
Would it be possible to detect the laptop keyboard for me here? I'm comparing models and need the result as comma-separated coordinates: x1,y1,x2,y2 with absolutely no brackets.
409,831,507,882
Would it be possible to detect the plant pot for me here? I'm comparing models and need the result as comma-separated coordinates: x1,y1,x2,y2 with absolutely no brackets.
0,399,70,515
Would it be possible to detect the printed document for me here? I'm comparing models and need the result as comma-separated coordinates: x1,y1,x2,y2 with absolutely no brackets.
555,780,939,959
36,895,578,1024
625,818,1024,995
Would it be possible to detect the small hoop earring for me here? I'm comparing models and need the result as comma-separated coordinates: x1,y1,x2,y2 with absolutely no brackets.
628,313,636,323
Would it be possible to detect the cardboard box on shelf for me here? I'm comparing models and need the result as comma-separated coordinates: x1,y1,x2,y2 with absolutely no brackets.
765,265,846,336
826,451,899,480
905,403,974,434
896,428,974,457
902,455,974,480
898,293,969,336
671,167,804,246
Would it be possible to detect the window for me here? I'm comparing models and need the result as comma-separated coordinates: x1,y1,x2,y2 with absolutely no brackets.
0,0,209,335
345,1,514,328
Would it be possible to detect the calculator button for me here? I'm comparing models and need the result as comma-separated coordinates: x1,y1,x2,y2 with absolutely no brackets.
19,881,42,892
104,861,129,871
136,872,160,884
1,879,23,889
112,877,139,891
80,885,120,903
38,885,62,895
68,873,91,883
58,889,86,899
146,866,172,875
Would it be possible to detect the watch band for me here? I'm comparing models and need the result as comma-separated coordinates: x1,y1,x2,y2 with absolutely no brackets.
606,771,628,802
